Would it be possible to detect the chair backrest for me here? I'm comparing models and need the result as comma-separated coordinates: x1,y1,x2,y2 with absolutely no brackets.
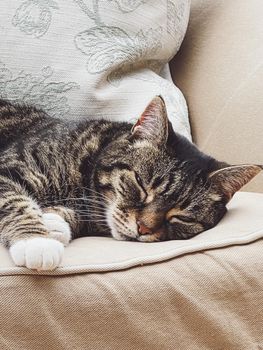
170,0,263,192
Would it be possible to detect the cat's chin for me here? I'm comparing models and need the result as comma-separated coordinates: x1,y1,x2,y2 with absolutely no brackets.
111,232,161,243
137,233,162,243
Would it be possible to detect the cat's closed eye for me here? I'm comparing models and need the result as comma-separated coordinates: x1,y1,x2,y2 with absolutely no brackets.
134,172,147,199
135,172,144,189
169,215,194,224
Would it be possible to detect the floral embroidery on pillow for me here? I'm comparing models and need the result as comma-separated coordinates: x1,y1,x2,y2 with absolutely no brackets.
108,0,147,13
73,1,164,83
74,26,163,75
12,0,59,38
0,62,79,117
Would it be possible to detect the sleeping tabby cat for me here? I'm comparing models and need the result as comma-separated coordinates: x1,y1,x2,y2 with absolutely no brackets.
0,96,261,271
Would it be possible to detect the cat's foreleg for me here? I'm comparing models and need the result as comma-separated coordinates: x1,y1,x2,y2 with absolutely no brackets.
0,178,67,270
42,206,80,244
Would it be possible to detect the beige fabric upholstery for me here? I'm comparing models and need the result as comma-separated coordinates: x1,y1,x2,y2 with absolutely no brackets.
170,0,263,192
1,242,263,350
0,192,263,349
1,236,263,349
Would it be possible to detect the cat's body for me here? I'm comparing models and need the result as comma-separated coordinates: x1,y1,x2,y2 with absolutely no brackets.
0,97,261,271
0,99,130,241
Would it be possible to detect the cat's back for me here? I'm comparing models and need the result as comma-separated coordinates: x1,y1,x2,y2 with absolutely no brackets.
0,99,127,163
0,98,130,162
0,99,60,151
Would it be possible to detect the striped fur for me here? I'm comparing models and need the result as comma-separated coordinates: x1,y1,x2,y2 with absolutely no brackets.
0,97,261,270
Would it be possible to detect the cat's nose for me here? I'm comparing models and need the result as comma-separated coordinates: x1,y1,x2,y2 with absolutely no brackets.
137,221,152,235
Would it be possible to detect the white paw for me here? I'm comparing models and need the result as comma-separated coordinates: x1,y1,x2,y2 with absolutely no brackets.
9,237,64,271
42,212,71,246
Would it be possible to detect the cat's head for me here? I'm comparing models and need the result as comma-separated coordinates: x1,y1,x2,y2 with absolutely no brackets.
93,96,262,242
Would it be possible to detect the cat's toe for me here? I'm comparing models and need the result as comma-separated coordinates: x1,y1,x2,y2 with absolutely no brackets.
42,212,71,245
10,237,64,271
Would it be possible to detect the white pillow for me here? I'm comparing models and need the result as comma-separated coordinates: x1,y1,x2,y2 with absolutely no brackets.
0,0,191,139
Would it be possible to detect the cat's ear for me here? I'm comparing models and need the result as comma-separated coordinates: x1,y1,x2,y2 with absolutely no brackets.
130,96,169,145
209,164,262,201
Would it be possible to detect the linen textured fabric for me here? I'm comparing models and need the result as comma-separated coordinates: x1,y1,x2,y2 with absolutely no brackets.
0,0,191,139
170,0,263,190
0,192,263,349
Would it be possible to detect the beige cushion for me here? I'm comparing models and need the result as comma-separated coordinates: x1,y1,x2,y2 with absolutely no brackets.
170,0,263,192
0,192,262,275
1,192,263,349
